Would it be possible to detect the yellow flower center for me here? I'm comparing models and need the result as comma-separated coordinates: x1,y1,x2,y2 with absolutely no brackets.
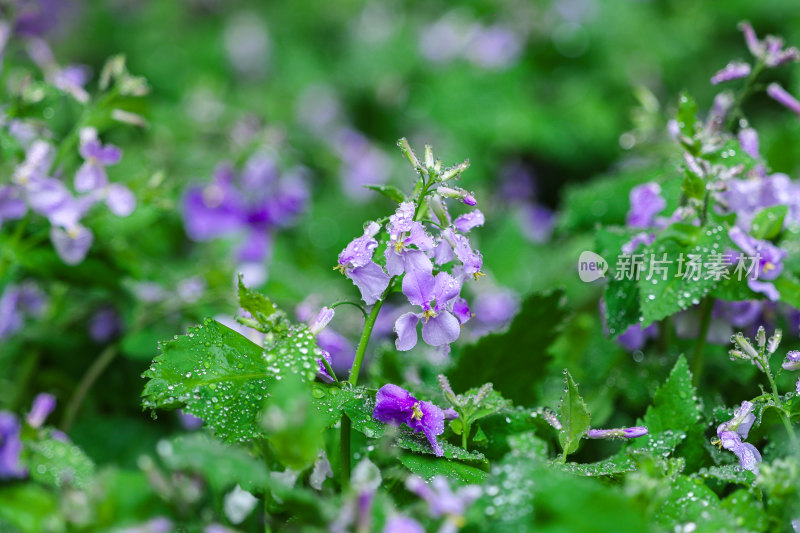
422,308,437,322
333,264,346,274
473,271,486,281
394,240,404,253
763,262,775,273
411,402,424,421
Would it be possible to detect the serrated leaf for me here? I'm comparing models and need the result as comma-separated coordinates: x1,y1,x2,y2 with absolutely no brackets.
643,356,701,434
638,224,731,325
449,291,567,405
364,184,406,203
558,370,591,458
560,454,637,478
142,319,320,443
693,465,756,488
400,453,487,484
750,205,787,240
156,433,270,493
24,438,95,489
604,274,642,336
656,476,742,533
238,276,276,323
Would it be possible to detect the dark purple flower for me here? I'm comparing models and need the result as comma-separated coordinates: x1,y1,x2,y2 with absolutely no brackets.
385,202,435,277
710,61,751,85
0,412,26,479
27,393,56,428
89,307,121,343
783,350,800,371
395,270,462,350
316,350,335,383
373,384,446,456
383,516,424,533
626,183,666,228
406,475,482,519
337,223,390,305
586,426,648,439
728,226,786,301
767,83,800,117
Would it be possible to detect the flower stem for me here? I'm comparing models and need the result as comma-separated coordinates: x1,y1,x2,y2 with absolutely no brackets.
691,297,714,385
60,344,118,432
763,361,800,453
462,424,469,450
340,415,352,489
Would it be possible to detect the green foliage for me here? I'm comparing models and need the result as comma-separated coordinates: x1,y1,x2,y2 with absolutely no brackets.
677,92,698,139
750,205,787,240
0,485,60,533
399,454,488,485
363,184,406,203
142,318,319,443
449,291,567,405
643,356,702,435
24,438,95,490
558,370,591,459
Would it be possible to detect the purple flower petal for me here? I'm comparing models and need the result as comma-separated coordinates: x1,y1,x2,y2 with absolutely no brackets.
383,516,424,533
738,128,760,159
50,225,93,265
316,351,335,383
452,298,472,324
0,185,27,225
0,413,26,479
74,162,108,192
626,182,666,228
453,210,485,233
710,61,751,85
27,393,56,428
394,312,420,351
421,310,460,347
433,272,461,303
106,184,136,216
402,270,435,307
783,350,800,371
346,262,390,305
412,401,445,457
373,384,417,426
767,83,800,116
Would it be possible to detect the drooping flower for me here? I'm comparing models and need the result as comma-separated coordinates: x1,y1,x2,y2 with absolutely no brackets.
26,393,56,428
384,202,435,277
586,426,648,439
373,384,446,456
716,401,761,473
710,61,751,85
336,222,391,305
626,182,666,228
316,350,335,384
394,270,462,350
0,413,26,479
406,475,482,524
728,226,786,301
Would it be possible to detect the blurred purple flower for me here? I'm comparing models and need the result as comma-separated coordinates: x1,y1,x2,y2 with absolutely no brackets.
178,410,204,431
738,128,760,159
710,61,751,85
50,225,94,265
333,129,391,201
26,392,56,428
395,270,462,350
767,83,800,117
383,516,424,533
739,22,800,67
0,282,46,339
406,475,482,520
616,323,658,352
89,307,121,343
465,24,522,69
14,0,71,38
728,226,785,301
626,182,665,228
621,232,655,255
0,185,27,227
519,204,555,243
373,384,446,456
0,413,26,479
119,517,174,533
468,287,519,337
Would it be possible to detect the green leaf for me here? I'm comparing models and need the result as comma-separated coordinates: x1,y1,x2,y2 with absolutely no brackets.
558,370,591,458
604,274,642,336
238,276,277,324
449,291,567,405
773,275,800,308
142,318,319,443
750,205,787,240
560,454,637,478
643,356,701,434
23,438,95,489
638,224,731,326
656,476,744,533
677,92,698,139
693,465,756,488
400,453,488,484
363,184,406,203
0,484,61,533
156,433,270,493
681,170,705,200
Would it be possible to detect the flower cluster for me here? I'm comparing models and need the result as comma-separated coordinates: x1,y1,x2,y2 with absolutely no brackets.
2,128,136,265
715,401,761,473
0,393,57,479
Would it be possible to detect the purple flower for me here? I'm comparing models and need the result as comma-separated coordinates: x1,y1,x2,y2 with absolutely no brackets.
50,224,94,265
470,288,518,335
728,226,786,301
586,426,648,439
26,393,56,428
89,307,122,343
465,24,523,69
178,410,204,431
373,384,446,456
453,209,485,234
710,61,751,85
0,185,27,227
395,270,462,350
783,350,800,371
337,223,390,305
0,282,46,339
0,413,26,479
75,128,122,193
384,202,435,277
621,232,655,255
316,350,335,383
308,306,334,335
406,475,482,519
739,22,800,67
717,401,760,473
519,204,555,244
767,83,800,117
334,129,391,201
738,128,760,159
383,516,424,533
626,183,666,228
118,517,174,533
616,323,658,352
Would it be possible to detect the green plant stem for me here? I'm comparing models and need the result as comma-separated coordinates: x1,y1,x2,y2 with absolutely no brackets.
763,362,800,453
726,59,765,131
691,297,714,384
462,424,469,450
340,415,352,489
60,344,118,432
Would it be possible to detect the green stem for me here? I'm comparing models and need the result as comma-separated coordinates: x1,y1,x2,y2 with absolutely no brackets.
340,415,352,489
462,423,470,450
763,362,800,453
60,344,118,432
691,297,714,384
726,59,765,131
329,300,368,320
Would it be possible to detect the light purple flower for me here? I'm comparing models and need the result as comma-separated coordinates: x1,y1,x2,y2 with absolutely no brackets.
728,226,786,301
468,288,518,336
308,307,334,335
337,224,391,305
453,210,485,234
621,232,656,255
465,24,522,69
519,204,555,244
385,202,435,277
118,517,174,533
717,401,760,473
27,393,56,428
395,270,462,350
383,516,424,533
89,307,121,343
710,61,751,85
178,410,204,431
738,128,760,159
75,128,122,193
616,323,658,352
783,350,800,371
406,475,482,519
334,129,391,201
373,384,446,456
0,185,27,227
0,282,46,339
586,426,648,439
767,83,800,117
0,412,26,479
626,183,666,228
739,22,800,67
50,224,94,265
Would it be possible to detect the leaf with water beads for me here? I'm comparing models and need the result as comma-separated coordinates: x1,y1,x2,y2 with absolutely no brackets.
655,476,744,533
23,438,95,490
142,318,320,444
558,370,591,458
693,465,756,489
558,454,637,479
643,355,702,435
399,453,488,485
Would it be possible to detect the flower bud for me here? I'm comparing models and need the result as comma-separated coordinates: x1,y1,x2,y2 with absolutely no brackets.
309,307,334,335
756,326,766,351
586,426,648,439
733,333,759,359
767,329,783,354
783,350,800,371
439,159,470,182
